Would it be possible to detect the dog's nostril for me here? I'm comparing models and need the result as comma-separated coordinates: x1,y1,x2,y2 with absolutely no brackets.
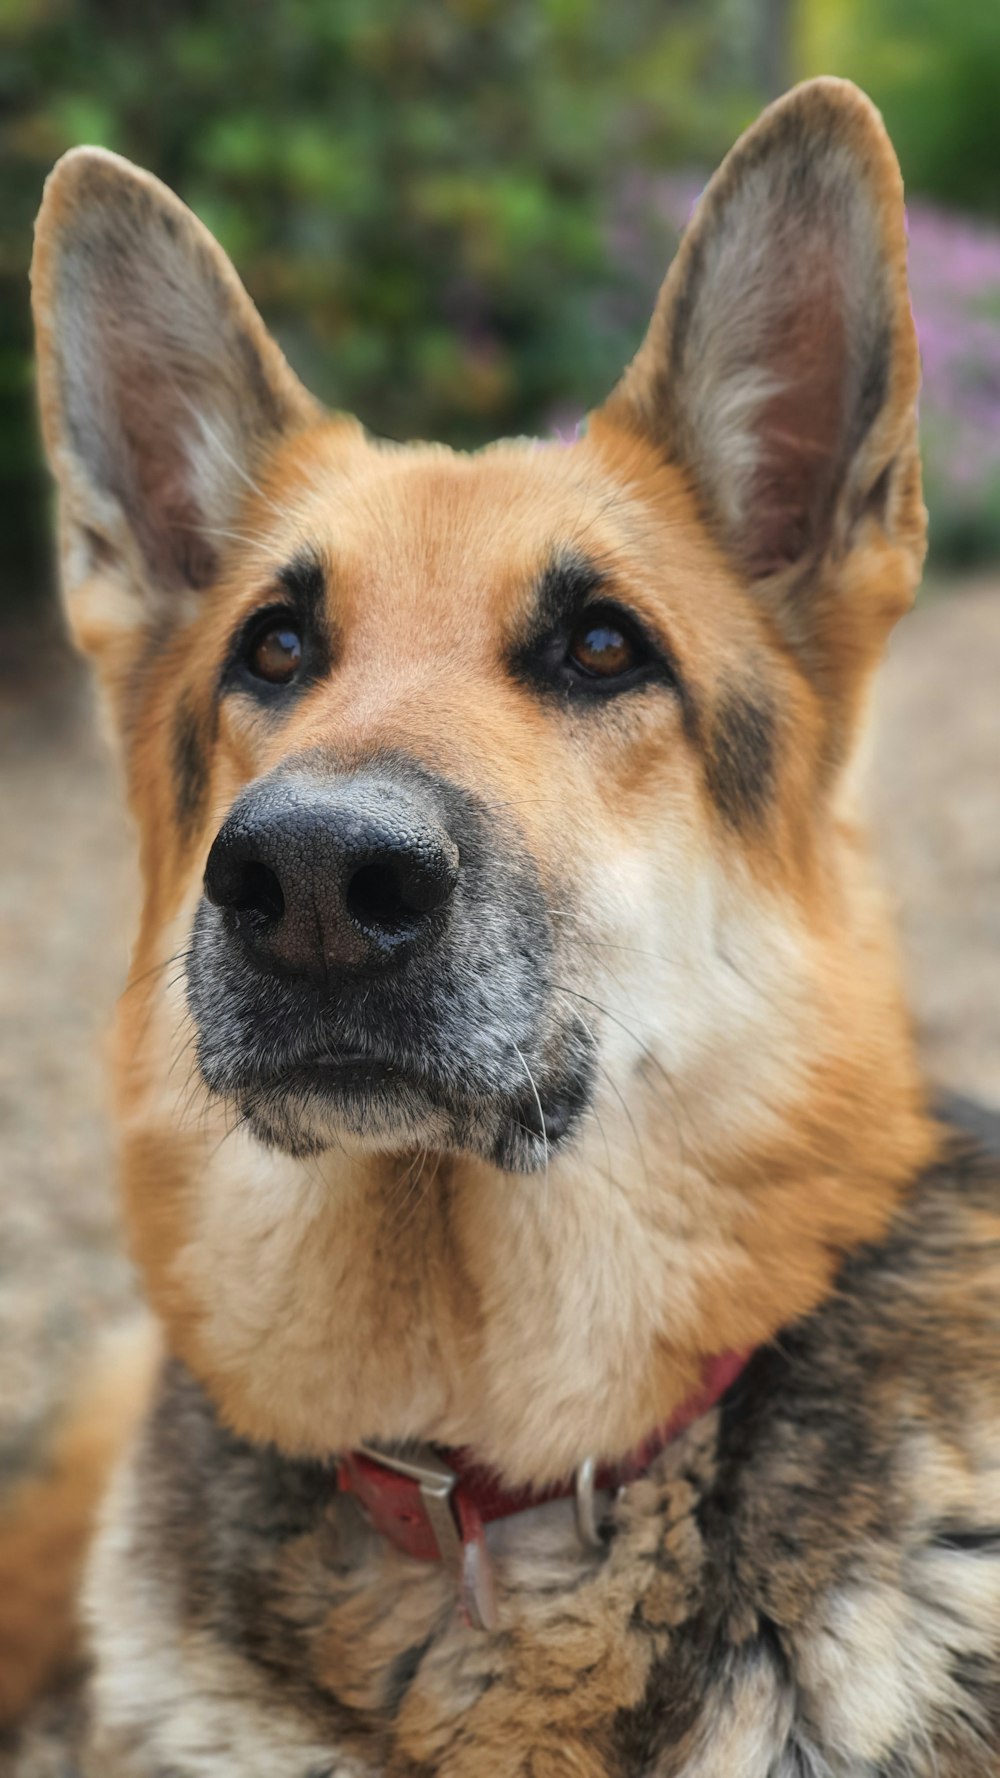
228,860,285,922
346,861,412,934
205,783,460,970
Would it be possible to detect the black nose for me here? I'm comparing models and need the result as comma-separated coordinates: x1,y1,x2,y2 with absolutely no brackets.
203,772,460,977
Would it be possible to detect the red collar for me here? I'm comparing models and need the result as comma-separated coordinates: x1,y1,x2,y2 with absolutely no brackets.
337,1348,750,1629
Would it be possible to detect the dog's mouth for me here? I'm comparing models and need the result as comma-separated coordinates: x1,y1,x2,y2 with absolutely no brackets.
223,1037,595,1171
287,1054,426,1094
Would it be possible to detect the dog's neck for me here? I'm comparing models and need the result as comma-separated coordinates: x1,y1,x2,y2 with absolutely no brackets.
97,1145,973,1778
121,996,938,1495
336,1348,752,1628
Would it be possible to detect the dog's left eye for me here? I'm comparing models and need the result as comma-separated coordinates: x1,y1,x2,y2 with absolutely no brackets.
245,617,303,684
561,604,656,689
514,597,668,700
567,612,639,680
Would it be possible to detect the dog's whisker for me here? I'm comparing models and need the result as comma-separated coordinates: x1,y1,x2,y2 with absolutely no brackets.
392,1147,433,1238
187,522,266,549
384,1147,424,1224
167,1028,200,1083
512,1042,550,1185
121,948,196,1000
569,1001,649,1193
551,983,691,1187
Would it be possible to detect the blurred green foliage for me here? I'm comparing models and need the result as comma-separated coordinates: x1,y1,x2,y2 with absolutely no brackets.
802,0,1000,566
4,0,1000,601
801,0,1000,214
2,0,763,599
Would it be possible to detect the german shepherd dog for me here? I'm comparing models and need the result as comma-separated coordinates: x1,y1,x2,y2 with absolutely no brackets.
21,75,1000,1775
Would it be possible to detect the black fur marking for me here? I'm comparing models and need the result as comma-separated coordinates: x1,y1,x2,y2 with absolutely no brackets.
533,552,606,635
384,1634,436,1717
276,555,328,628
137,1362,362,1736
934,1090,1000,1157
950,1652,1000,1738
614,1128,1000,1773
172,694,210,836
704,685,775,828
931,1527,1000,1554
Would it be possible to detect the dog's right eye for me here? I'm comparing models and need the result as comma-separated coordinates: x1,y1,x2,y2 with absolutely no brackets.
245,616,303,685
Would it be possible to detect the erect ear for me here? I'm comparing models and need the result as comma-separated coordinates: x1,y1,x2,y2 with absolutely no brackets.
599,79,923,615
31,148,318,633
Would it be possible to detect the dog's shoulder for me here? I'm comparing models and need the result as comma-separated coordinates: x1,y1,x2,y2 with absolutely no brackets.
617,1117,1000,1775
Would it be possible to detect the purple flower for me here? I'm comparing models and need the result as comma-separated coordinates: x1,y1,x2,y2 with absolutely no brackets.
609,178,1000,548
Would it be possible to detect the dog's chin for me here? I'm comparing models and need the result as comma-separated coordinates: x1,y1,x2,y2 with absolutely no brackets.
227,1055,593,1173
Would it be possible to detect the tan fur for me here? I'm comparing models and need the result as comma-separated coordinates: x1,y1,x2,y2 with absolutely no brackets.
68,413,933,1484
93,424,932,1482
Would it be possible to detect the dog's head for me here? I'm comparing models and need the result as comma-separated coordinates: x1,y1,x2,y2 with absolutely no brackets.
32,80,934,1483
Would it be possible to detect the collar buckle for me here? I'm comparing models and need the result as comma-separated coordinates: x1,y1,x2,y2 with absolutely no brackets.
338,1349,754,1635
574,1454,612,1549
339,1442,499,1631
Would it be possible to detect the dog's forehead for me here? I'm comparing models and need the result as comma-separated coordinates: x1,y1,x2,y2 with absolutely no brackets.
255,423,699,622
267,429,591,599
214,417,761,700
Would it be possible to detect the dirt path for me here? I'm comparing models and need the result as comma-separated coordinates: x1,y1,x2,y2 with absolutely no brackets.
0,619,136,1482
871,579,1000,1106
0,579,998,1485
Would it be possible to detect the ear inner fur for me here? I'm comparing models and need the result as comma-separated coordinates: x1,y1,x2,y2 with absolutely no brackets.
31,146,319,613
600,78,922,625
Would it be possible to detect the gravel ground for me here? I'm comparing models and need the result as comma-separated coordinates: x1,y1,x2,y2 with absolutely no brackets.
0,614,137,1487
871,580,1000,1107
0,577,997,1481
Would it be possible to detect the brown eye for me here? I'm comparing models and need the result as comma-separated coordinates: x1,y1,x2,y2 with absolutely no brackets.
567,616,637,680
248,620,302,684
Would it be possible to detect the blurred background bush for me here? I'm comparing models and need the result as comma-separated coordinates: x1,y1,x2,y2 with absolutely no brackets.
5,0,1000,607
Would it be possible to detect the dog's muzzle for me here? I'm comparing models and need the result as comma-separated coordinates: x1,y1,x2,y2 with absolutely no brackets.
186,756,595,1169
